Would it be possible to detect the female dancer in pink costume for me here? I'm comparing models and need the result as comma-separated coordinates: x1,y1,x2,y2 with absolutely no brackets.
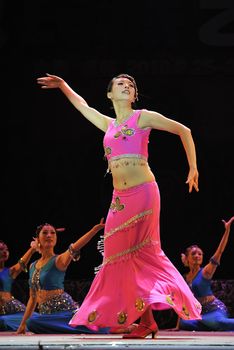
37,73,201,339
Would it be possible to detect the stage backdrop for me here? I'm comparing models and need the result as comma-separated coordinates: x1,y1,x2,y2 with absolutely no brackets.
4,0,234,279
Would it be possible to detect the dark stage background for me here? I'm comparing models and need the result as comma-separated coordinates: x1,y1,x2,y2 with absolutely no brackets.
4,1,234,280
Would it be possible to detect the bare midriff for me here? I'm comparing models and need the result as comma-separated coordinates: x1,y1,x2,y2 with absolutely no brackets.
197,295,215,305
36,289,64,305
109,157,155,190
0,291,12,303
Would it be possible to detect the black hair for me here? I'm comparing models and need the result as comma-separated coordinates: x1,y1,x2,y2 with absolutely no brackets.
35,223,55,237
184,245,203,257
107,73,139,107
35,223,65,237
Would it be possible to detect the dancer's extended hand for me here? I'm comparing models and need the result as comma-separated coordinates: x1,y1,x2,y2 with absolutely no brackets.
222,216,234,230
92,218,105,234
37,73,64,89
186,168,199,193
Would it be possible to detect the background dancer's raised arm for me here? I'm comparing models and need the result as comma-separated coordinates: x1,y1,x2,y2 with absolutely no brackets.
16,219,108,334
0,240,36,331
178,216,234,331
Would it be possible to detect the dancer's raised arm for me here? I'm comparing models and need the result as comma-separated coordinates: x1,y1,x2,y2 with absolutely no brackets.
203,216,234,279
37,73,112,132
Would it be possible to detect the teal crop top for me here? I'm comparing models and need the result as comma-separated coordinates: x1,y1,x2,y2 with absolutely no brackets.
190,268,214,298
0,267,13,292
29,256,65,291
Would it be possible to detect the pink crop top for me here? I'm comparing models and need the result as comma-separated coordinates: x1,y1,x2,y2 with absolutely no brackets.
103,109,151,163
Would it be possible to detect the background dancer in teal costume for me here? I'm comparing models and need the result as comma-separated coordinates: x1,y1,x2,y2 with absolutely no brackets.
178,216,234,331
16,220,109,334
0,240,36,331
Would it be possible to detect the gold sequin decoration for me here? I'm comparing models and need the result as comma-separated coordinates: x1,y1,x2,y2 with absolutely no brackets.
105,209,152,239
166,295,175,306
88,310,97,323
122,127,135,136
135,298,145,311
182,304,190,317
31,268,41,291
110,197,125,211
103,237,151,266
113,126,135,139
117,311,127,324
114,131,122,138
38,292,78,314
104,147,112,156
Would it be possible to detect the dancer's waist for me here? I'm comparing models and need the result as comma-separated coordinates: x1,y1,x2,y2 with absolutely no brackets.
197,295,215,305
37,289,64,304
38,292,78,314
0,291,12,302
108,157,155,190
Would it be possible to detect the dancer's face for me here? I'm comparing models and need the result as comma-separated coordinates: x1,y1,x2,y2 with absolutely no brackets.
107,77,136,104
38,225,57,250
187,247,203,267
0,241,9,262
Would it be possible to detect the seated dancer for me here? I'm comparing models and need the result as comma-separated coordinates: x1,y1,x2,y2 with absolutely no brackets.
16,220,109,334
0,240,36,331
179,215,234,331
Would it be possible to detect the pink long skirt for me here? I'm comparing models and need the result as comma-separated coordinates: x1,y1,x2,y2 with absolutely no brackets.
70,181,201,328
